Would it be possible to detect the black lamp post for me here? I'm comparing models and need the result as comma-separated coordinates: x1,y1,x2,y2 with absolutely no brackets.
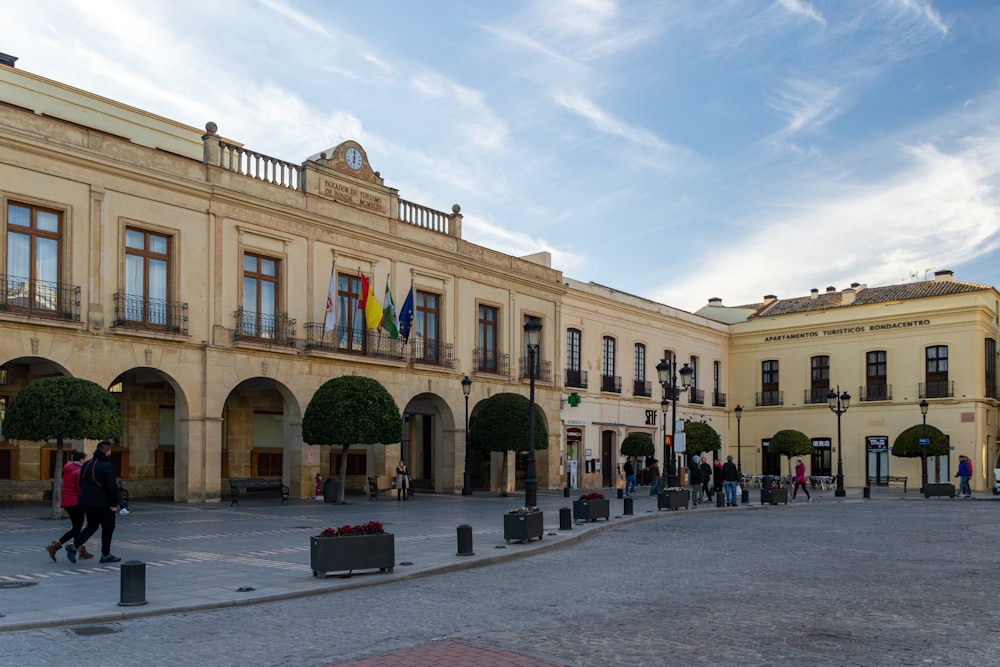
827,386,851,497
919,399,929,494
461,375,472,496
524,319,542,508
735,404,746,504
656,355,693,487
660,397,669,480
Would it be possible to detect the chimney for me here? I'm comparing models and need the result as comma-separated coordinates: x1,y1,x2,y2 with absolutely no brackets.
0,52,18,68
763,294,778,304
842,288,856,305
933,270,954,282
810,288,819,300
826,286,836,292
708,297,723,306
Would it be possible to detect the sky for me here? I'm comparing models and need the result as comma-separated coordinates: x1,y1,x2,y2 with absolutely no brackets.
3,0,1000,312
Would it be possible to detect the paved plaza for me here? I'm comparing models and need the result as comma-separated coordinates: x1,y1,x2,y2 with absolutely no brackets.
1,486,997,666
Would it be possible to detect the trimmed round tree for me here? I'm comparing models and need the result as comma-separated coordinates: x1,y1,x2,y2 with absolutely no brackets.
2,377,123,518
683,421,721,458
302,375,402,504
620,432,654,458
468,392,548,497
891,424,948,458
768,429,813,476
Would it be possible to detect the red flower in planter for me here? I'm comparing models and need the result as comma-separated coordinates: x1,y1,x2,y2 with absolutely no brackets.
316,521,384,538
579,492,605,500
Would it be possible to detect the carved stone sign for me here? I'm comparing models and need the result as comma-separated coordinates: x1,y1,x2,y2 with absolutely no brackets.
319,177,388,214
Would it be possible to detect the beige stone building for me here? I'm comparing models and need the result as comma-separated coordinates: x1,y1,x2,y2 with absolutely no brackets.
1,58,997,503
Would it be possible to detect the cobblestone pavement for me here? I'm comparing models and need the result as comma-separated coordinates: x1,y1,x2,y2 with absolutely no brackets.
2,492,998,666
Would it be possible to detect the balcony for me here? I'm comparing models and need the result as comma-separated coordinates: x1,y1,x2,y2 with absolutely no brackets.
113,293,188,335
859,384,892,402
1,274,81,322
565,369,588,389
233,309,296,347
920,381,953,399
712,391,726,407
756,390,783,407
410,337,454,368
804,388,830,405
519,357,552,383
303,323,405,360
474,348,509,375
600,375,622,393
633,380,652,397
689,388,705,405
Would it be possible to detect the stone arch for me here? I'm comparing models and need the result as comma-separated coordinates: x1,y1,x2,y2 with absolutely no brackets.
401,392,458,493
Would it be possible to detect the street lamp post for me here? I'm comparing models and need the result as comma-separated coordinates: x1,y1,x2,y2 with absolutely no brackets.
461,375,472,496
827,386,851,497
524,319,542,508
919,399,929,494
735,405,746,504
656,355,693,487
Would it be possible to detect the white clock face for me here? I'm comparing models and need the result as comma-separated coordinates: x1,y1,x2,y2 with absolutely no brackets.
345,147,363,170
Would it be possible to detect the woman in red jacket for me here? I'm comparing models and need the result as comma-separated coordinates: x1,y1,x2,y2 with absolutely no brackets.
45,450,95,561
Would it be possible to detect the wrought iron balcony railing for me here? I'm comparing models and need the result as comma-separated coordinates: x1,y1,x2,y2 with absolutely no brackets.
474,348,509,375
1,274,80,321
601,375,622,393
712,391,726,407
233,309,296,347
633,380,652,397
756,390,783,407
113,293,188,334
519,357,552,383
859,384,891,402
565,369,588,389
919,381,953,399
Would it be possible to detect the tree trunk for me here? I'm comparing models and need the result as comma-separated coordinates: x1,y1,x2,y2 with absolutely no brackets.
338,445,349,504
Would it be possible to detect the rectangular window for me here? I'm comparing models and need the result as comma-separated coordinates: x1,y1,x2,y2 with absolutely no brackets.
242,253,279,339
414,290,440,363
601,336,619,392
634,344,646,382
566,329,584,387
760,360,780,406
986,339,997,398
6,202,62,313
865,350,888,401
336,273,364,352
712,361,725,407
809,355,830,403
811,438,832,476
477,305,498,372
925,345,949,398
252,450,283,477
124,228,170,327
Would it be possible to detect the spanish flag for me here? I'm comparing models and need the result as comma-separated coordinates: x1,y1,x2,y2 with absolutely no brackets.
357,271,383,330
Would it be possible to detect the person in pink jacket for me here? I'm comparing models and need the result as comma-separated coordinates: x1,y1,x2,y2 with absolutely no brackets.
792,459,812,502
45,450,95,561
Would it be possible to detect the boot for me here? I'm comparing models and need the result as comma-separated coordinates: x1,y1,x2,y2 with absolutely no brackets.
78,545,95,560
45,540,61,562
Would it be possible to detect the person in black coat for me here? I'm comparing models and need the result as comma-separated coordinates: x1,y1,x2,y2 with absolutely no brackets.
68,441,124,564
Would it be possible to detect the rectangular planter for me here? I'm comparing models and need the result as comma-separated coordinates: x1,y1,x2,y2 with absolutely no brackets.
504,511,544,543
761,487,788,505
573,498,610,522
924,483,956,498
657,489,689,511
310,533,395,578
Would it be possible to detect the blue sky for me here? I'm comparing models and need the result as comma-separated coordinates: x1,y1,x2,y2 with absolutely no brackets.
4,1,999,312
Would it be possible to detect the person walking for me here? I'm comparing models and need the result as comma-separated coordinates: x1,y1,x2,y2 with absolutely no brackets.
700,457,714,502
956,455,973,497
713,458,723,498
395,460,409,501
623,456,636,498
67,441,123,564
647,459,661,496
45,450,95,562
688,455,703,506
721,455,740,506
792,458,811,502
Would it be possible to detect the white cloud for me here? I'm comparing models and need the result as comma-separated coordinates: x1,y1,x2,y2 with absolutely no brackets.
777,0,826,26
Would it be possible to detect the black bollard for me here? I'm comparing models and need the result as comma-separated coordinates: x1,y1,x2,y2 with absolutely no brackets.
118,560,148,606
863,486,870,499
559,506,572,530
563,487,570,498
617,488,624,499
623,497,633,515
717,492,725,508
456,524,474,556
741,487,749,505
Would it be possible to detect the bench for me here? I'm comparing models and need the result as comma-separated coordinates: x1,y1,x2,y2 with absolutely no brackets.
868,475,907,492
368,475,393,500
229,477,289,506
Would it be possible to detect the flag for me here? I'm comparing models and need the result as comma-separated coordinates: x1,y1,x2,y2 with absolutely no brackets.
397,283,414,342
323,263,336,333
381,275,399,338
357,271,383,330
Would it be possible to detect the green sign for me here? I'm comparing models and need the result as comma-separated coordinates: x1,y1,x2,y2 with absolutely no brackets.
567,392,581,407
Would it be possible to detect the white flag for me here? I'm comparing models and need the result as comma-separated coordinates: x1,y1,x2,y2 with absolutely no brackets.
323,263,336,333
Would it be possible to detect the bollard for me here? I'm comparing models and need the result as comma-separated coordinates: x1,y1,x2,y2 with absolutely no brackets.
559,506,572,530
863,486,870,499
617,488,624,499
563,487,570,498
456,524,474,556
623,497,633,515
118,560,148,607
717,492,725,508
741,487,750,505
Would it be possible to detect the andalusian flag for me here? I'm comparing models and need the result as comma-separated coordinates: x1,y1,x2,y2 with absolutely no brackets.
381,275,399,339
322,262,336,333
357,271,383,330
